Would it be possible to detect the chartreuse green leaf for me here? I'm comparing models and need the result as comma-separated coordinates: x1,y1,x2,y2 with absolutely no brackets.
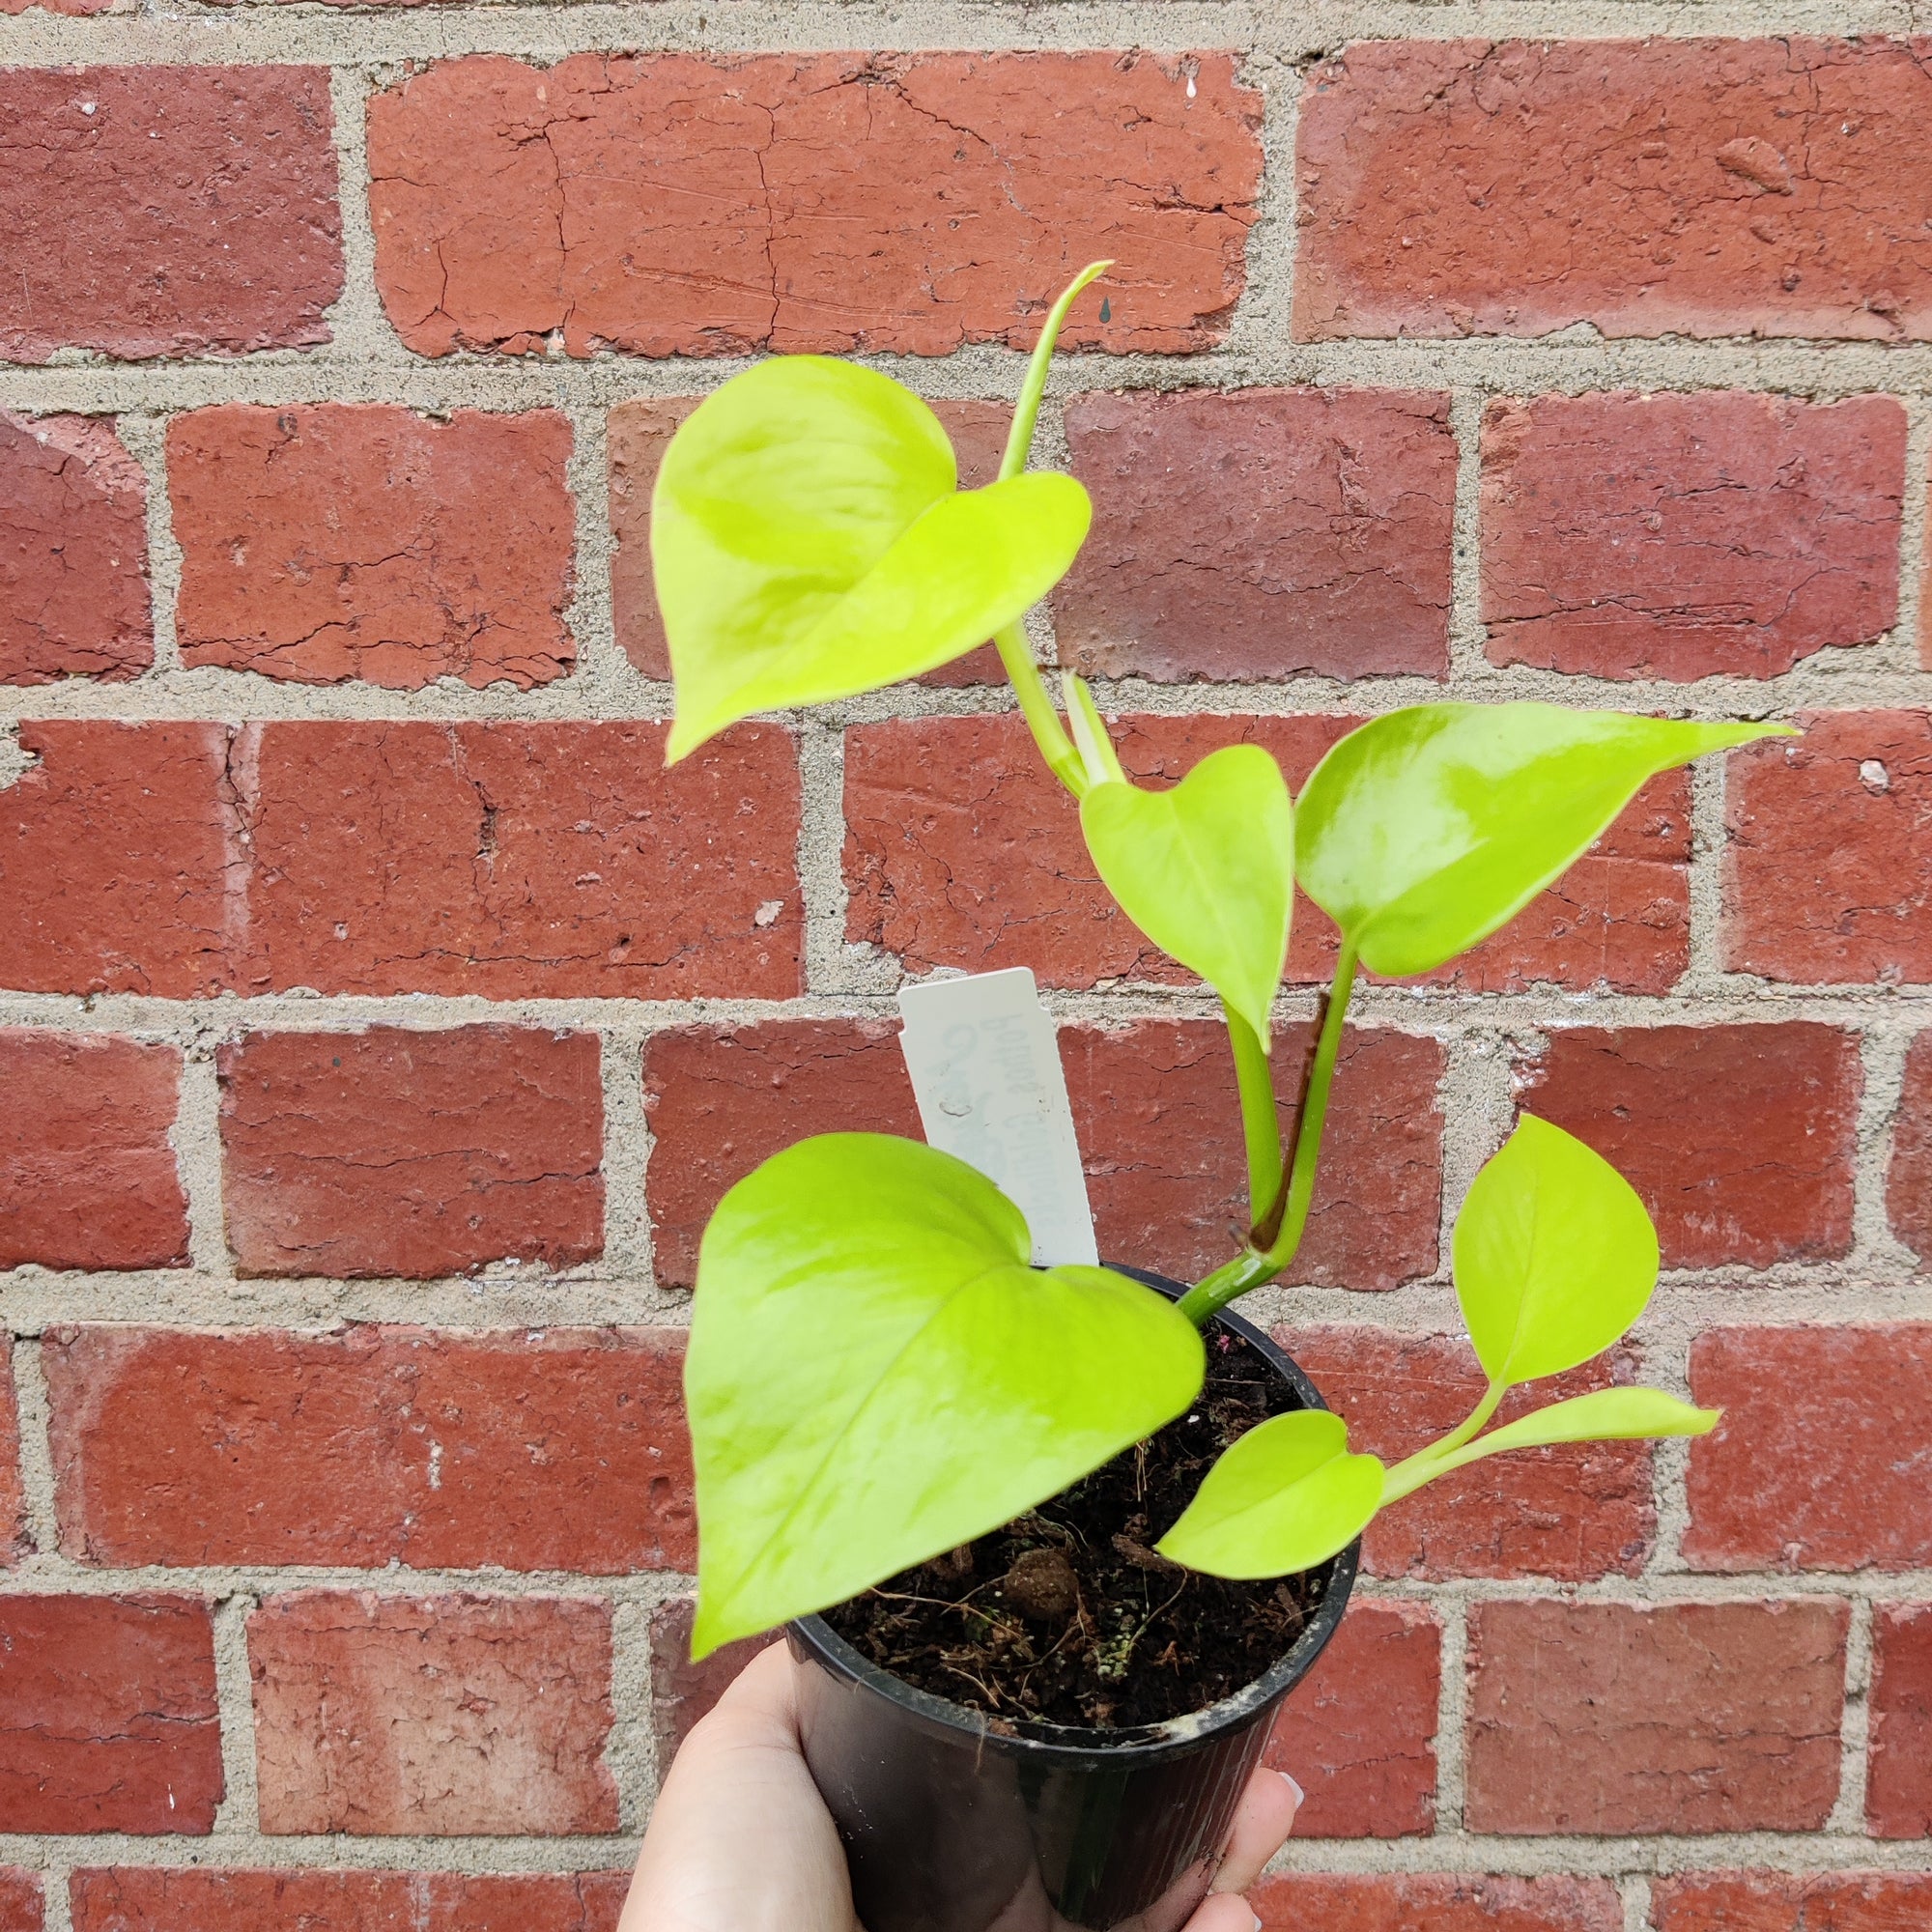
1455,1114,1661,1389
1453,1388,1719,1458
685,1132,1204,1657
1155,1409,1381,1579
1079,745,1294,1042
1295,703,1793,978
654,355,1092,761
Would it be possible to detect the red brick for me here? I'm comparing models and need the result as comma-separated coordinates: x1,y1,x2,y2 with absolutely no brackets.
846,713,1690,995
249,1591,616,1836
1482,392,1905,678
1262,1599,1437,1836
1282,1329,1651,1579
370,54,1258,358
1296,38,1932,343
0,67,340,360
1465,1599,1848,1834
647,1596,770,1770
1515,1023,1861,1268
1257,1875,1622,1932
1653,1873,1932,1932
1686,1326,1932,1573
0,1032,187,1271
1056,388,1455,682
45,1325,693,1572
0,412,150,684
1890,1034,1932,1261
71,1870,626,1932
611,397,1007,686
218,1027,603,1280
641,1017,1442,1292
0,1594,221,1834
235,721,801,999
0,1346,23,1566
1869,1604,1932,1837
1725,710,1932,984
171,406,575,690
0,722,232,998
0,1874,37,1932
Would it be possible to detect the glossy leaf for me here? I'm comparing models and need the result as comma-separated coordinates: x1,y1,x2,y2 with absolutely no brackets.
1155,1409,1382,1579
1295,702,1792,977
1080,745,1294,1042
685,1132,1204,1656
1463,1388,1719,1458
1455,1114,1661,1389
654,356,1092,760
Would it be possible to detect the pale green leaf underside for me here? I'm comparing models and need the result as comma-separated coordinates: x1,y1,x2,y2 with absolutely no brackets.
1295,702,1793,978
1455,1114,1661,1389
1080,744,1294,1043
1467,1388,1719,1457
1156,1408,1382,1580
685,1133,1205,1657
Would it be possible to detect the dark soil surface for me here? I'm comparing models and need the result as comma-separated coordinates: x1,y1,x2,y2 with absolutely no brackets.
822,1323,1337,1735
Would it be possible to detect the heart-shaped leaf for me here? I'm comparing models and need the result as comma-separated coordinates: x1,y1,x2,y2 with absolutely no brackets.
653,356,1091,761
1156,1409,1382,1579
1295,702,1793,978
685,1132,1204,1657
1459,1388,1719,1457
1080,745,1294,1041
1455,1114,1661,1390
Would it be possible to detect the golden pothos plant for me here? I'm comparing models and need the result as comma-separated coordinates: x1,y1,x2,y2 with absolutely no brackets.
653,264,1789,1659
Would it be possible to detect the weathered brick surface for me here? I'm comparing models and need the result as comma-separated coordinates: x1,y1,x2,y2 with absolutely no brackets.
1889,1034,1932,1261
0,1031,187,1272
0,1875,37,1932
217,1026,603,1279
1296,38,1932,342
646,1596,769,1771
170,406,576,690
1256,1875,1623,1932
1284,1329,1652,1579
611,396,1007,684
0,412,150,684
370,53,1260,357
70,1870,628,1932
1481,392,1905,678
1262,1599,1438,1837
642,1017,1442,1291
1055,387,1456,682
249,1591,617,1836
1725,711,1932,984
0,67,341,360
1686,1326,1932,1573
44,1326,694,1572
1464,1599,1849,1834
1652,1873,1932,1932
0,1347,23,1567
1515,1023,1862,1268
1868,1604,1932,1837
0,1595,222,1834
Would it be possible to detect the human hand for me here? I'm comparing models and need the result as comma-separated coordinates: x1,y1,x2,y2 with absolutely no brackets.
622,1641,1300,1932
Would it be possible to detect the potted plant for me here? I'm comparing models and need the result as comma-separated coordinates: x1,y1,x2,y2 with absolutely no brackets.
648,265,1786,1932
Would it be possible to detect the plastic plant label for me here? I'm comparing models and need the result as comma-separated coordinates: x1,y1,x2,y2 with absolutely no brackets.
896,967,1098,1267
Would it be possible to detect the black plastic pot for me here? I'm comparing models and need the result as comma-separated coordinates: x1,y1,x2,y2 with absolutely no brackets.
787,1268,1359,1932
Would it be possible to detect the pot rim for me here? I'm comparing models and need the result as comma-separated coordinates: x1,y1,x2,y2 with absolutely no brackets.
788,1265,1360,1771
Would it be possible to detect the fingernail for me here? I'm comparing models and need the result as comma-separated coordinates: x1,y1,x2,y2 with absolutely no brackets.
1247,1913,1263,1932
1278,1771,1305,1806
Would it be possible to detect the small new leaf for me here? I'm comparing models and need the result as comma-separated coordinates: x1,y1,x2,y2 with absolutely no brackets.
1295,702,1793,977
1155,1409,1382,1579
685,1133,1204,1657
1455,1115,1661,1389
1079,745,1294,1043
1465,1388,1719,1457
654,356,1091,761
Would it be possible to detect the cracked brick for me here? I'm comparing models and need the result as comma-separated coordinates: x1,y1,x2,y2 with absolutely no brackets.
1869,1603,1932,1837
368,53,1260,357
170,405,577,691
43,1325,694,1572
217,1026,603,1279
1653,1871,1932,1931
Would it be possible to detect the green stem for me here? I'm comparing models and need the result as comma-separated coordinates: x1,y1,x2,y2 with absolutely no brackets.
1379,1380,1505,1504
1224,1002,1283,1228
1177,941,1359,1326
999,260,1112,484
996,622,1085,797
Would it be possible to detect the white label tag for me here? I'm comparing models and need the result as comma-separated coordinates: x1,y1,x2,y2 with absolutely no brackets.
895,967,1098,1267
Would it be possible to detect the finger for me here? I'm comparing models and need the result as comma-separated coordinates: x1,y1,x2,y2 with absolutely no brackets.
1182,1891,1265,1932
673,1640,800,1759
1208,1769,1301,1895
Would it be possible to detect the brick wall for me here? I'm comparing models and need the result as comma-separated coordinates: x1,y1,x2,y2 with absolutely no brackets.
0,8,1928,1929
